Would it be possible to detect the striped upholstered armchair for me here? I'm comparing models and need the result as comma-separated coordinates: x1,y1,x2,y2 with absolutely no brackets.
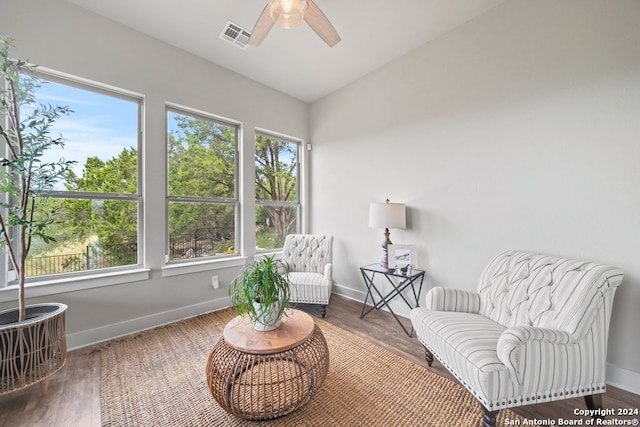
411,250,623,427
282,234,333,318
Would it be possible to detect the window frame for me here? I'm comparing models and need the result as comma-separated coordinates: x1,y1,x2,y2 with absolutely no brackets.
254,130,302,253
165,104,241,264
2,68,144,286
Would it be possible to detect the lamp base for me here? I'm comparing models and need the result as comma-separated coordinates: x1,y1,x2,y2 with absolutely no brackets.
380,228,392,269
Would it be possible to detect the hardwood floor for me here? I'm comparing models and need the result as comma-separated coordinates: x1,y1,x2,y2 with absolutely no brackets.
0,294,637,426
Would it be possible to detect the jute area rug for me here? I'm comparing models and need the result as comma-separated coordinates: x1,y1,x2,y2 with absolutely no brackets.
98,308,522,426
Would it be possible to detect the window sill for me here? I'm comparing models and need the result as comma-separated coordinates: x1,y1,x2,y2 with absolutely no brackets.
0,268,151,303
161,256,248,277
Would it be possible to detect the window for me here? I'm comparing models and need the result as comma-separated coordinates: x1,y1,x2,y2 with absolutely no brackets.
166,108,238,261
20,73,142,278
255,132,300,251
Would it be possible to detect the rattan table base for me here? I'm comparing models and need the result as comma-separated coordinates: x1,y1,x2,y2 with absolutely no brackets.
206,312,329,420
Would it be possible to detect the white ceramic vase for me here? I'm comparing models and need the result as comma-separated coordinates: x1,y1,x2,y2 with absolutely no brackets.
252,300,282,331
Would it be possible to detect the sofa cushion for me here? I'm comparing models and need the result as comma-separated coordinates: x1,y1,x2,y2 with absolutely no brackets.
411,308,518,408
288,272,331,304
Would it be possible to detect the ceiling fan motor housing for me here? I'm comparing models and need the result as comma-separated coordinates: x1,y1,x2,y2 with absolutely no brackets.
270,0,307,29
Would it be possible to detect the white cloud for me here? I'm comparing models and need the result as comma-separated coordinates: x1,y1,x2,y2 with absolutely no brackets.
39,118,137,188
35,93,95,106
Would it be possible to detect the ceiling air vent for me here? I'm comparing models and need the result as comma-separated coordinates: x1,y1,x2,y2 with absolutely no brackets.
220,21,251,50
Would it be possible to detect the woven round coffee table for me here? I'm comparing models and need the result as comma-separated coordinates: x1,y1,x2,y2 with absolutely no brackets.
206,309,329,420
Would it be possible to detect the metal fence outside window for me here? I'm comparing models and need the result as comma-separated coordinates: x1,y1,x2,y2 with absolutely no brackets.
169,227,234,260
26,243,138,277
25,226,235,277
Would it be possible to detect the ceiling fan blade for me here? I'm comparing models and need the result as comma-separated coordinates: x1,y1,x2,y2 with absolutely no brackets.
304,0,341,47
248,3,275,46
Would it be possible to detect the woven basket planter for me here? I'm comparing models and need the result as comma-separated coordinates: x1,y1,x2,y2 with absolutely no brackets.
0,303,67,396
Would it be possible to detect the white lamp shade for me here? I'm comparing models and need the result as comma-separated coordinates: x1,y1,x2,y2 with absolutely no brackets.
368,202,406,229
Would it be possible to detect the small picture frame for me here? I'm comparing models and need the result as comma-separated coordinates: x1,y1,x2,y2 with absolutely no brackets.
387,244,413,272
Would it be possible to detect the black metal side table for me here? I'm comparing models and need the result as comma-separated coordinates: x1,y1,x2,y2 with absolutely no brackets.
359,263,425,336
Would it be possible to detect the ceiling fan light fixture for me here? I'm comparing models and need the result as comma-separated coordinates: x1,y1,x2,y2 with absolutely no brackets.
248,0,340,47
270,0,306,29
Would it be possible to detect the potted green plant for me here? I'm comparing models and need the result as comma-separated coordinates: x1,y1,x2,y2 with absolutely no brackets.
230,255,291,331
0,35,74,395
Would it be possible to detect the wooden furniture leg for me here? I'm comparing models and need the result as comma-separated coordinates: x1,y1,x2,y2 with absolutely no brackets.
424,347,433,367
482,405,499,427
585,394,604,418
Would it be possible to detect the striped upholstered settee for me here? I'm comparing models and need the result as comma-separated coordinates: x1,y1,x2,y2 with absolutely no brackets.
410,250,623,427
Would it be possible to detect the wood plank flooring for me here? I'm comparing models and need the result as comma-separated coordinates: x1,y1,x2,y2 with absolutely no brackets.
0,294,637,426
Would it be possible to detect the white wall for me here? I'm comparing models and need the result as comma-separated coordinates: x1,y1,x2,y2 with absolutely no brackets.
0,0,308,346
310,0,640,391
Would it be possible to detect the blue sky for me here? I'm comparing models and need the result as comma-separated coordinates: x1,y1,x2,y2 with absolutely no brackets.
29,78,139,187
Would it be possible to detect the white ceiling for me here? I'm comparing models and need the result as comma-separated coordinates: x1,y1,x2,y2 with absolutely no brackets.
66,0,506,103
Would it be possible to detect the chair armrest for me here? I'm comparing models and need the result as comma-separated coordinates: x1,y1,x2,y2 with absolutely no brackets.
424,287,480,313
497,326,576,385
324,263,333,282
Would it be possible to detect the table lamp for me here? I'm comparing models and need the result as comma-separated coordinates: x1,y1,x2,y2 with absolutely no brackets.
368,199,406,269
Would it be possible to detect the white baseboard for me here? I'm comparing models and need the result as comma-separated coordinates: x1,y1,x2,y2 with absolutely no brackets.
66,296,231,350
606,363,640,395
331,283,368,303
332,282,415,318
333,283,640,396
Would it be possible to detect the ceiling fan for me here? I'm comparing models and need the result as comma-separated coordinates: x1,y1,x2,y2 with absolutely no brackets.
248,0,341,48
